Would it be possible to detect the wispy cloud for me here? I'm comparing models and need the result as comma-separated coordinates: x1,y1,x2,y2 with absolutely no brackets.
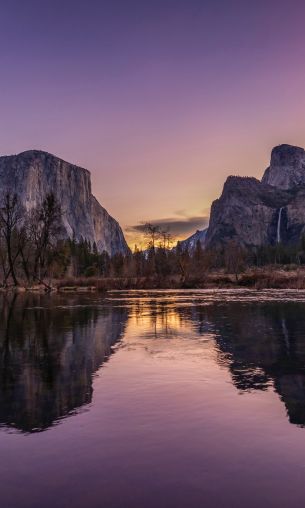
126,215,209,240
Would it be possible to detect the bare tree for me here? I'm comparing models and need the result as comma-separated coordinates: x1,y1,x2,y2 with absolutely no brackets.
28,193,62,281
224,240,247,282
18,225,32,283
159,227,174,250
175,243,191,282
0,193,22,286
143,223,161,251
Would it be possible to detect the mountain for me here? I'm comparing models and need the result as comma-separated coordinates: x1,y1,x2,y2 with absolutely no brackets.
178,228,207,252
262,144,305,189
206,144,305,249
0,150,129,256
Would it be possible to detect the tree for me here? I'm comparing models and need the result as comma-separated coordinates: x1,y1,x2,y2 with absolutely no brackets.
176,242,191,282
224,240,247,282
18,225,32,282
159,227,174,250
28,193,62,280
132,245,145,277
143,223,161,251
111,253,124,277
100,251,111,277
0,192,22,286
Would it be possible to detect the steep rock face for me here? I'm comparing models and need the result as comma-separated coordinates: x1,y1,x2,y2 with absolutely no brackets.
262,144,305,190
0,150,129,255
206,144,305,248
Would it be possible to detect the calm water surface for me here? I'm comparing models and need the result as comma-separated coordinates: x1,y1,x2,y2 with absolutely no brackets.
1,289,305,507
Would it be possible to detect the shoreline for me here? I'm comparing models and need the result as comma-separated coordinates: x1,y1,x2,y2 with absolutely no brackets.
3,267,305,292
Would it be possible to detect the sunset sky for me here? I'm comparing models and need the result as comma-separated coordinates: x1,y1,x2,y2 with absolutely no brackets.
1,0,305,246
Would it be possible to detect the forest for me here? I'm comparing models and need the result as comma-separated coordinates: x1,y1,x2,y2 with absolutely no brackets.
1,192,305,289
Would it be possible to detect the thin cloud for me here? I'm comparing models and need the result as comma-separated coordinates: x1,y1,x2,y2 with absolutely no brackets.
126,216,209,240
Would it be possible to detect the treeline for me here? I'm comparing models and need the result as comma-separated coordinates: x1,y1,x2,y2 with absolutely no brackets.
64,231,305,284
63,235,305,284
2,194,305,288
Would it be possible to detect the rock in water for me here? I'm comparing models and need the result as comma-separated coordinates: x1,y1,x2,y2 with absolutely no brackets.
206,144,305,249
0,150,129,256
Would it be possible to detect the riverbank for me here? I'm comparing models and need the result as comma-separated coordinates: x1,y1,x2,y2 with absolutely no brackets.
3,266,305,292
55,266,305,290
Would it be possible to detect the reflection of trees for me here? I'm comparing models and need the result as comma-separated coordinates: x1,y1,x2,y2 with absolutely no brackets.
185,302,305,427
132,299,305,427
2,292,305,432
131,298,186,338
0,293,128,433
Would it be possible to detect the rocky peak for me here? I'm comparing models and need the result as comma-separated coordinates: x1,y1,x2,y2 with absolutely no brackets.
262,144,305,190
206,144,305,249
0,150,129,256
222,176,262,199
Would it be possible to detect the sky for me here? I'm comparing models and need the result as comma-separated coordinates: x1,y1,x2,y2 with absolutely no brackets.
1,0,305,247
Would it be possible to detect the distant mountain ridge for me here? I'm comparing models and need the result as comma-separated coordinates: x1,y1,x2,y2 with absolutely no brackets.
205,144,305,249
177,228,207,252
0,150,129,256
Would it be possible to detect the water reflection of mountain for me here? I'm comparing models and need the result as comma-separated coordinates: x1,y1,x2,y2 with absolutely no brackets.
131,297,305,427
186,302,305,427
0,294,128,433
1,292,305,432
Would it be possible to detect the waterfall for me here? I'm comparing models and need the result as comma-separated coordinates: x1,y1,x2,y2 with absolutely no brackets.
277,207,283,243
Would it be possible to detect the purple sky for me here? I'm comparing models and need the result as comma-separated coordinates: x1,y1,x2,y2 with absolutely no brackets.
2,0,305,246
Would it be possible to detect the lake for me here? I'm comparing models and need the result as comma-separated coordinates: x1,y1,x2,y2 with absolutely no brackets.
1,289,305,507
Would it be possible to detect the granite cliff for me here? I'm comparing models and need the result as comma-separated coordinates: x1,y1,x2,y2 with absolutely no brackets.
262,144,305,189
206,144,305,249
0,150,129,256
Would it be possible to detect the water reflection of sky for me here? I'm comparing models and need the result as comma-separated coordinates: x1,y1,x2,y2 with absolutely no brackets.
0,290,305,434
1,291,305,507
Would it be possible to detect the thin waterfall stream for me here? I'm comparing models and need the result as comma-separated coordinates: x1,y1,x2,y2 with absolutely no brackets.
277,207,283,243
